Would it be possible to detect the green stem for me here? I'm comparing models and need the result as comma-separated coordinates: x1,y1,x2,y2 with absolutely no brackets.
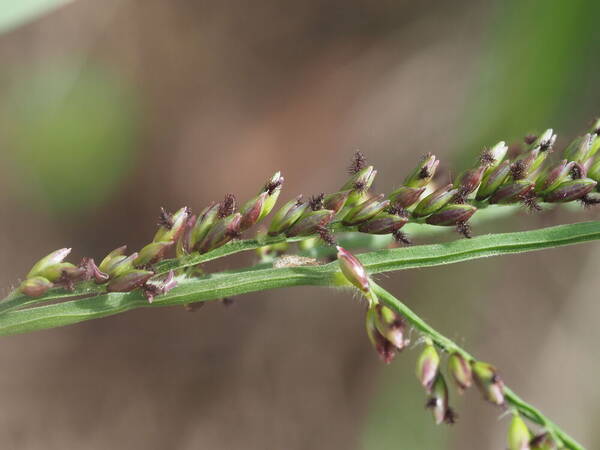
371,283,583,450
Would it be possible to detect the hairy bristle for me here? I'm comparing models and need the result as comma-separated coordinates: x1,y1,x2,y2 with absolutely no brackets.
348,150,367,175
456,221,472,238
570,164,584,180
393,229,411,245
479,149,496,167
444,408,458,425
265,178,283,195
425,398,437,409
453,189,468,204
417,153,434,179
418,167,430,179
580,194,600,208
385,204,399,215
521,192,542,213
142,283,160,302
218,194,237,218
158,207,174,229
309,193,325,211
398,207,410,218
316,225,336,246
510,160,526,180
386,204,408,217
354,180,367,192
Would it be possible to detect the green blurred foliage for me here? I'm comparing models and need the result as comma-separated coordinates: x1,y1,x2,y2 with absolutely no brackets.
2,64,138,215
456,0,600,165
0,0,70,34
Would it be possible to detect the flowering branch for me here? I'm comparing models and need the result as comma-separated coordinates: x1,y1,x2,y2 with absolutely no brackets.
371,283,583,450
1,220,599,336
4,116,600,449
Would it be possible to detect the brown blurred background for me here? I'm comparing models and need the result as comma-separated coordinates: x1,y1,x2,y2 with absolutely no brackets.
0,1,599,449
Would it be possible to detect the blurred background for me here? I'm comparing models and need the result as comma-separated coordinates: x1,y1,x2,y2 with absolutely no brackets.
0,1,599,448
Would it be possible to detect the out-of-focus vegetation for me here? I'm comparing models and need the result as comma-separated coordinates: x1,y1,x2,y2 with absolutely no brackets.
1,65,138,215
0,0,71,34
457,0,600,161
